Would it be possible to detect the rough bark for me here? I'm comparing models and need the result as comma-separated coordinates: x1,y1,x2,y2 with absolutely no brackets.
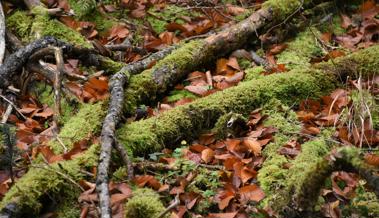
96,46,175,218
117,45,379,156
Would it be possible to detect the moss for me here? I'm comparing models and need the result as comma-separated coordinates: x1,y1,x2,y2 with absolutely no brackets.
124,40,205,112
68,0,97,19
31,13,91,47
147,5,201,34
81,10,115,35
235,9,253,22
258,100,301,206
212,112,247,138
276,29,324,70
0,144,99,213
49,102,106,153
119,68,335,156
54,197,81,218
167,90,198,103
244,66,265,81
124,188,166,218
99,57,126,74
262,0,313,21
6,10,33,42
345,180,379,217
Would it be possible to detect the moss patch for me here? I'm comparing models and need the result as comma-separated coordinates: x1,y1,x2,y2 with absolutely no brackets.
276,29,324,70
124,188,167,218
6,10,33,42
49,102,106,153
0,144,99,213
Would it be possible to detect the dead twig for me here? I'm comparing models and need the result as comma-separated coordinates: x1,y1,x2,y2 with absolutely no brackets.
158,193,180,218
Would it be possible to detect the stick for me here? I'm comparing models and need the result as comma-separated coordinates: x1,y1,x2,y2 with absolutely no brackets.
52,47,64,130
0,1,5,64
96,46,175,218
113,141,134,181
158,193,180,218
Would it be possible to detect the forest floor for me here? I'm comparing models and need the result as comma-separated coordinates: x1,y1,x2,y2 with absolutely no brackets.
0,0,378,218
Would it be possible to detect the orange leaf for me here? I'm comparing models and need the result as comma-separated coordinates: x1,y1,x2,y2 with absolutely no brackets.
243,139,261,156
364,153,379,166
208,212,238,218
201,148,215,164
238,184,265,203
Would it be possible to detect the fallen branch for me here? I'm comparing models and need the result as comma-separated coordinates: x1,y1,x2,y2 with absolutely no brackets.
117,45,379,156
0,1,5,64
96,46,175,218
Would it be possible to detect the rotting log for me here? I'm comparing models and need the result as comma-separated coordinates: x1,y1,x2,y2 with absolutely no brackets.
117,44,379,156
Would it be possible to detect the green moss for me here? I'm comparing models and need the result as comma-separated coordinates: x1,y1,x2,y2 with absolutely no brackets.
99,57,126,74
276,29,324,70
258,100,301,206
49,102,106,153
147,5,201,34
0,144,99,213
68,0,97,18
82,11,115,35
244,66,265,81
167,90,198,103
124,188,166,218
32,13,91,47
119,68,335,156
212,112,247,138
345,180,379,217
262,0,313,21
6,11,33,41
124,40,205,112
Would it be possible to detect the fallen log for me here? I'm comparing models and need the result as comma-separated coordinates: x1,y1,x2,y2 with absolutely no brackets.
117,44,379,156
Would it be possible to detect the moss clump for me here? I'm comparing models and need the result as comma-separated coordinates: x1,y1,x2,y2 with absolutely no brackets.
212,112,247,138
124,40,205,112
276,29,324,70
147,5,201,34
262,0,313,21
49,102,106,153
345,180,379,217
119,68,335,156
124,188,166,218
99,57,126,74
258,100,301,206
0,144,99,213
244,66,265,81
167,90,198,103
68,0,97,18
6,10,33,41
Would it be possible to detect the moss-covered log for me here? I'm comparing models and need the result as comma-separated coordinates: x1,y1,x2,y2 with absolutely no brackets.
122,0,326,112
117,44,379,156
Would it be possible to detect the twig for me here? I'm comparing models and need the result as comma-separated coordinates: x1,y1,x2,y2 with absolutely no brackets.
52,47,64,130
1,104,12,124
0,94,27,120
158,193,180,218
114,141,134,181
96,46,175,218
0,1,5,64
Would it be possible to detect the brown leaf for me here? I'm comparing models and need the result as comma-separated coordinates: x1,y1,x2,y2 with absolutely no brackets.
208,212,238,218
238,184,265,203
243,139,261,156
201,148,215,164
364,153,379,166
184,85,210,96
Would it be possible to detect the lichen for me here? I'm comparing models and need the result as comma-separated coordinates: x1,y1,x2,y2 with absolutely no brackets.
0,144,99,213
124,188,167,218
49,102,106,153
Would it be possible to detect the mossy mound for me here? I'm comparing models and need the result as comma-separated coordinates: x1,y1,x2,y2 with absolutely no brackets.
124,188,167,218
